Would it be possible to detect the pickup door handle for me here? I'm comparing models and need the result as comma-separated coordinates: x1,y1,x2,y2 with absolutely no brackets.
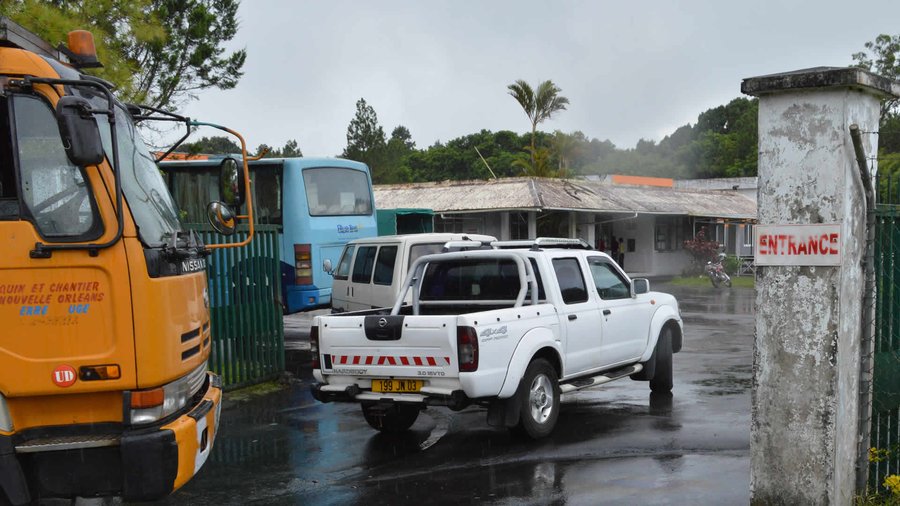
603,309,612,316
568,314,577,321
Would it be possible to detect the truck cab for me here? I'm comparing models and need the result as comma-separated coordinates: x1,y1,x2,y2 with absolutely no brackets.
0,18,242,504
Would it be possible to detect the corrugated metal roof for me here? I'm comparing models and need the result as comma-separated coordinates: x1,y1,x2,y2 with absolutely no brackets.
374,177,757,219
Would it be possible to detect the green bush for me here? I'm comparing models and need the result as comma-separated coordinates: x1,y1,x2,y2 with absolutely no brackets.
724,255,742,275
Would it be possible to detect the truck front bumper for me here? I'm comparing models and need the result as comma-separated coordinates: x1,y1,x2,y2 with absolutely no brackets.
0,373,222,504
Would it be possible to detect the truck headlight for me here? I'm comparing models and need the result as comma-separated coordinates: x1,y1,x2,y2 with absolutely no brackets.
127,362,208,426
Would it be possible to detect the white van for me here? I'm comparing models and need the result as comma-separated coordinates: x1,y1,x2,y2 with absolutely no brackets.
328,233,496,312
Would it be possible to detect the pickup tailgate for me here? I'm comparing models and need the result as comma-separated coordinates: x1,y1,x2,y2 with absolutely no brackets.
316,314,460,393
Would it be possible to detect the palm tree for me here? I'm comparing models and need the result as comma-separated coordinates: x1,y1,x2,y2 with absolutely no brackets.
507,79,570,173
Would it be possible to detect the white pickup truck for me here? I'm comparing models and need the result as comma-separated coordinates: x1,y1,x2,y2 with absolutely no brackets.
310,238,683,439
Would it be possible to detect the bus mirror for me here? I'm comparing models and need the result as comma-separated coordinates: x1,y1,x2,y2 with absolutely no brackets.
323,258,334,275
207,201,236,236
219,157,245,207
56,96,104,166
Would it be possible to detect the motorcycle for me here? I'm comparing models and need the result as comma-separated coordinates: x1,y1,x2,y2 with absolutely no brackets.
706,253,732,288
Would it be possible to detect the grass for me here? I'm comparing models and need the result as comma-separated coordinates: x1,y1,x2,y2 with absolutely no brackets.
667,275,755,289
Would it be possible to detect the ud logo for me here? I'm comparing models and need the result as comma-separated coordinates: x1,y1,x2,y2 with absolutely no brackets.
378,318,388,328
52,365,77,388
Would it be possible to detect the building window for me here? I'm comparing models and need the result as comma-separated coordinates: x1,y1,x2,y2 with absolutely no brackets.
743,224,753,247
654,216,687,252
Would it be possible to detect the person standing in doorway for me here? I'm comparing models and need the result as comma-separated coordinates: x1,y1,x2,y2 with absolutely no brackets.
618,237,625,268
610,237,619,263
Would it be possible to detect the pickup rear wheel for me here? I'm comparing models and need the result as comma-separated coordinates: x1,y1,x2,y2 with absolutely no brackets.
512,359,560,439
361,403,420,433
650,326,674,393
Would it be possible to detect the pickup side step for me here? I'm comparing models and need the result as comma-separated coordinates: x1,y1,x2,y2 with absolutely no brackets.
559,364,642,394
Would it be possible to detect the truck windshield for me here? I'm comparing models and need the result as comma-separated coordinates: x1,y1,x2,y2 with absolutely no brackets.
87,96,183,247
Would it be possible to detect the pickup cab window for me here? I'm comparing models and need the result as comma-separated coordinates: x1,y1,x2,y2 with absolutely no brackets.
588,257,630,299
421,259,521,300
552,258,588,304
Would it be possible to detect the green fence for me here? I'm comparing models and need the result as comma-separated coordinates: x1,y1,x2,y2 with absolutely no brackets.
190,224,285,389
871,203,900,489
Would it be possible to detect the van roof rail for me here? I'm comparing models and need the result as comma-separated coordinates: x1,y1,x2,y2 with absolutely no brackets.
491,237,592,251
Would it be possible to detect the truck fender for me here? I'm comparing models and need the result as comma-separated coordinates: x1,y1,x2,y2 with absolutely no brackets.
638,305,683,363
496,327,563,399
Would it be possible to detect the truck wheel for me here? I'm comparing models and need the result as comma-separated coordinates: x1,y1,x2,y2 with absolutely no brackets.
361,403,420,433
650,326,674,393
512,359,560,439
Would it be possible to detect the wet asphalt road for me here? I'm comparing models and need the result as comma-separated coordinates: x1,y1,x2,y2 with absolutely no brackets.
161,283,754,505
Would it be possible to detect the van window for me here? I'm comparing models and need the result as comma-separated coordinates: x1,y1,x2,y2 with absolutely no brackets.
335,245,355,280
373,246,397,285
408,242,444,268
552,258,588,304
352,246,377,283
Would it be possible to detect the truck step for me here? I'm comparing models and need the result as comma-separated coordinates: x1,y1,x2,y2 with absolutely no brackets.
16,434,120,453
559,364,642,394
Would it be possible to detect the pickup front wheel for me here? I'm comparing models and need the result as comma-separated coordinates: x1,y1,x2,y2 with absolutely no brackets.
650,326,674,392
361,402,420,433
512,359,560,439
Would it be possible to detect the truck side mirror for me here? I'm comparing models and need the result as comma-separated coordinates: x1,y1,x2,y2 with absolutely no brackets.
219,157,245,208
323,258,334,275
633,278,650,295
207,201,236,235
56,96,104,166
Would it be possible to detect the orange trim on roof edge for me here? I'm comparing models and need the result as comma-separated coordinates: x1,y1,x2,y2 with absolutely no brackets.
610,175,673,187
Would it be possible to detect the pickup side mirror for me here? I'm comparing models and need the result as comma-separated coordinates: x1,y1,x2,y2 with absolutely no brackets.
56,96,104,166
219,157,245,208
633,278,650,295
323,258,334,275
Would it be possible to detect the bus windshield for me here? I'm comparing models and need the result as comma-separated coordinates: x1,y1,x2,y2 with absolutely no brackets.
303,167,372,216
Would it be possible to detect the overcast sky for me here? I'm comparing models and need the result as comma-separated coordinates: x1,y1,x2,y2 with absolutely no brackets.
176,0,900,157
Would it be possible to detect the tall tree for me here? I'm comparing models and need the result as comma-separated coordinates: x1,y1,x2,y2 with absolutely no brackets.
180,135,241,154
852,34,900,117
342,98,387,180
507,79,570,173
2,0,246,110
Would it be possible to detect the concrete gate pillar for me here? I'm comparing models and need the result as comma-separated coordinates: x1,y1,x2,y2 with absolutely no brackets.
742,68,898,504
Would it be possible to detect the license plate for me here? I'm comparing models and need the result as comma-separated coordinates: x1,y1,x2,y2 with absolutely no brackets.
371,379,422,393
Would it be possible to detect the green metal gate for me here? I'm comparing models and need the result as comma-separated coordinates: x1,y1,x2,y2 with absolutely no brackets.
870,204,900,488
191,224,284,389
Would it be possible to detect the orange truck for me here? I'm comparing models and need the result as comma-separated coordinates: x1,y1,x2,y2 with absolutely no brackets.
0,18,253,504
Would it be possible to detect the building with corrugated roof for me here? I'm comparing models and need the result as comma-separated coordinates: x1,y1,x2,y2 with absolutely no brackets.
374,176,758,277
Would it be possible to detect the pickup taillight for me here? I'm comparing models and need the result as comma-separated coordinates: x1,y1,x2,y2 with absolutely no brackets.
457,326,479,372
310,325,320,370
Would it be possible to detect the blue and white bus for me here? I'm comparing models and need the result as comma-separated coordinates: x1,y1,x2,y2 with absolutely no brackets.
162,157,377,313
